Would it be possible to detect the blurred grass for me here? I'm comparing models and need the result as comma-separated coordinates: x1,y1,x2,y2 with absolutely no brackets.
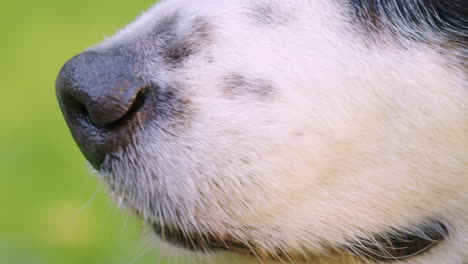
0,0,187,263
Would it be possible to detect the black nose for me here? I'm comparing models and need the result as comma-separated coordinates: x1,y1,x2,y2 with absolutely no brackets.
56,51,149,169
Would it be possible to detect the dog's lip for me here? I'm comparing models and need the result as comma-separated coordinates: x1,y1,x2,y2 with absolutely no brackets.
151,220,448,261
349,220,448,261
151,222,252,253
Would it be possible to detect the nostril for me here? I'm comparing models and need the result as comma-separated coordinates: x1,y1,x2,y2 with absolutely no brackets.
84,82,149,127
61,85,148,128
100,86,149,128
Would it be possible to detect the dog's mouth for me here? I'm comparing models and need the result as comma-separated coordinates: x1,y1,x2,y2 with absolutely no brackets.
151,220,447,262
348,220,448,261
151,222,253,254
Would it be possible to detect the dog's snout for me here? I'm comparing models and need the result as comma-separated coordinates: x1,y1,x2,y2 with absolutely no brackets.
56,51,150,169
56,51,146,126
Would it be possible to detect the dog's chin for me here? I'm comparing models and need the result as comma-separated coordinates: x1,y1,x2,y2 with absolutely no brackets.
150,219,448,262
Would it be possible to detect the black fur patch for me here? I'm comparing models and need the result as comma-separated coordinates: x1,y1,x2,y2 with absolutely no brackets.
152,82,194,129
163,17,213,66
247,2,291,26
349,0,467,56
149,13,213,67
222,73,275,99
151,12,180,41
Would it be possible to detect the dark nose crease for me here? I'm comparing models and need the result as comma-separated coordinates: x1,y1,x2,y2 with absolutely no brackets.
56,51,150,169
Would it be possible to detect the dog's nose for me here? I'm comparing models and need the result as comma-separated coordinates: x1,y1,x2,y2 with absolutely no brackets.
56,51,147,126
56,51,149,169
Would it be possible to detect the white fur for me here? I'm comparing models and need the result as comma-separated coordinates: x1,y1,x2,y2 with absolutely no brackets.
92,0,467,263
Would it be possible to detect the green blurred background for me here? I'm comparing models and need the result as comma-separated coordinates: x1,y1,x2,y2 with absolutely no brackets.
0,0,192,263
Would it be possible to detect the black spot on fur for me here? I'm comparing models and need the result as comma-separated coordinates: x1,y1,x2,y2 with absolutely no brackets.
149,13,213,67
349,0,467,58
152,82,193,129
152,12,180,40
247,2,291,26
222,73,275,99
163,17,213,65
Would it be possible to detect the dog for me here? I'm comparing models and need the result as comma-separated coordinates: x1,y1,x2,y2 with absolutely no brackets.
56,0,467,263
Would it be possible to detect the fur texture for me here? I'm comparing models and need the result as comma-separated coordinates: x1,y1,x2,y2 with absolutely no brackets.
68,0,467,263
